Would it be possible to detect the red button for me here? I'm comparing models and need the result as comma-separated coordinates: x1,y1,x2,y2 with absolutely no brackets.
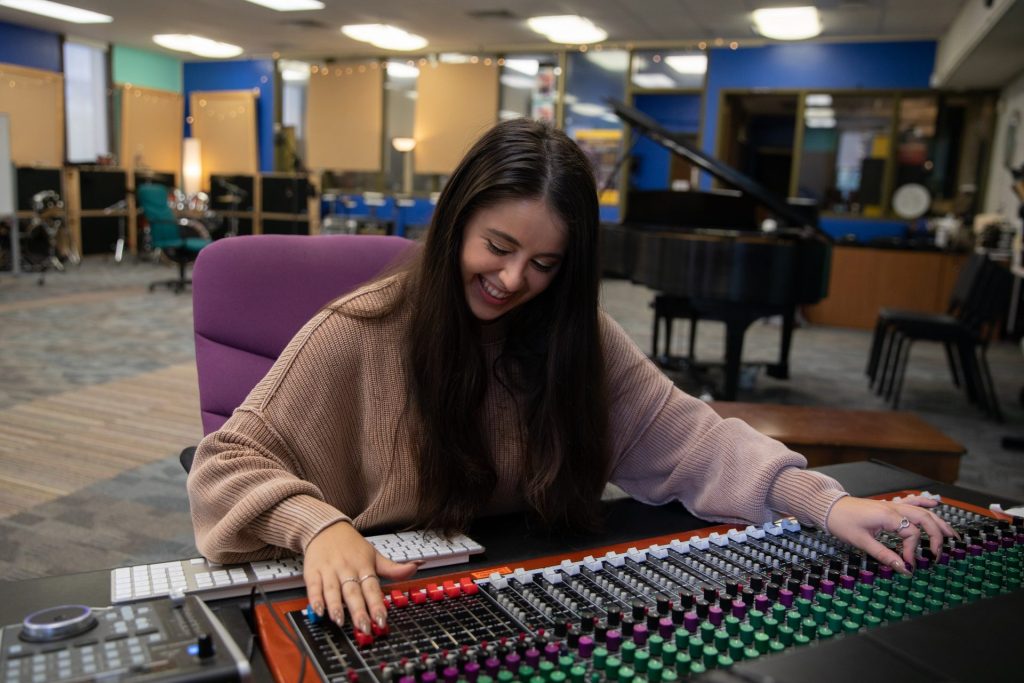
461,580,479,595
371,622,390,637
411,590,427,604
354,631,374,648
445,585,461,598
393,594,409,608
429,588,445,601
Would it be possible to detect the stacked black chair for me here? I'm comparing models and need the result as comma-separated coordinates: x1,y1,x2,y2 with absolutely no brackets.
866,253,1011,419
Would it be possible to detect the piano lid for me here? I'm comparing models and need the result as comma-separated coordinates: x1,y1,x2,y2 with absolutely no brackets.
608,99,832,241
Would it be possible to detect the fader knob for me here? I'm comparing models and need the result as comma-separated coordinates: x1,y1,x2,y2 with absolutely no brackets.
197,633,215,659
607,607,622,627
655,594,671,615
631,600,646,621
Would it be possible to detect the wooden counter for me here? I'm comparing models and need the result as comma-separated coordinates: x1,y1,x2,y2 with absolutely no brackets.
804,245,966,329
711,401,965,484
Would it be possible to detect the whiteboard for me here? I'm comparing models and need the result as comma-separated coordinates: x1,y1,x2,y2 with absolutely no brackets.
0,113,12,215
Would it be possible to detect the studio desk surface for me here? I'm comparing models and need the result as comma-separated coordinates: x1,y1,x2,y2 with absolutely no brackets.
1,462,1020,683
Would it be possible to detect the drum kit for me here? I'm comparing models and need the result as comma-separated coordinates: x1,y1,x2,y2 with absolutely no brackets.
15,190,79,284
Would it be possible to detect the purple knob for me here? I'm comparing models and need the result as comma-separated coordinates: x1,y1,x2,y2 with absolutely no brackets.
952,548,966,561
799,585,815,601
858,569,875,585
731,600,746,620
968,544,982,557
578,636,595,658
708,605,723,626
400,677,416,683
1016,533,1024,545
917,556,931,571
525,648,540,668
422,673,438,683
754,595,770,612
443,667,459,683
819,579,836,596
605,630,622,653
505,653,520,669
938,552,950,565
984,540,998,553
659,617,674,638
840,575,856,590
544,642,560,662
879,565,893,580
683,612,699,634
632,623,648,646
485,658,500,677
464,662,480,682
778,588,794,608
1001,537,1014,549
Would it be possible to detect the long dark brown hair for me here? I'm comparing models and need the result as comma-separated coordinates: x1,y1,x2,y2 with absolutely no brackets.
404,118,610,533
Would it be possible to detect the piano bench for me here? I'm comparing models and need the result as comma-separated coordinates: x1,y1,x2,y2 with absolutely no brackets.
710,402,965,484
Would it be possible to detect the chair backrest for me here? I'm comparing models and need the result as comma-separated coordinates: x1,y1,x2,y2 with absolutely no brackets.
947,253,987,315
137,183,181,247
192,234,417,435
959,256,1013,338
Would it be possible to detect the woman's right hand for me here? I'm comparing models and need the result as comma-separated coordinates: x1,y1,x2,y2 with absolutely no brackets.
303,521,419,634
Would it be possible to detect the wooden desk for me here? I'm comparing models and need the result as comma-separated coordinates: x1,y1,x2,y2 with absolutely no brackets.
711,401,966,483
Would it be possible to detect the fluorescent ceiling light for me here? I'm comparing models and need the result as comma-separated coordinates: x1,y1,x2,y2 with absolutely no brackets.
242,0,324,10
500,74,535,90
504,58,539,76
805,117,836,129
631,73,676,89
804,107,835,118
279,59,310,81
341,24,427,51
527,15,607,44
153,34,244,59
664,54,707,75
0,0,111,23
806,93,832,106
439,53,472,64
386,61,419,79
752,6,821,40
570,102,608,117
585,51,627,71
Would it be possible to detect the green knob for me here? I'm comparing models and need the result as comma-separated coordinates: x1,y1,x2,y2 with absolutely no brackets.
763,616,779,638
847,606,865,625
620,642,636,663
559,656,574,672
633,651,650,673
924,598,943,613
689,662,706,676
497,671,515,683
793,634,811,647
673,629,688,650
700,622,716,644
884,608,902,622
702,645,718,668
568,667,584,683
728,639,745,661
843,620,860,634
739,623,755,645
769,640,786,654
660,643,677,664
817,593,834,610
908,590,926,607
518,666,535,681
906,604,923,618
724,615,740,636
853,594,870,611
716,654,734,669
744,647,761,661
778,625,794,646
648,635,664,657
615,666,633,683
869,601,885,618
688,635,703,658
863,614,882,629
714,630,729,651
603,658,620,675
786,610,801,629
748,609,764,630
832,599,849,618
801,617,818,637
771,603,787,619
796,597,812,617
827,613,843,632
593,648,608,670
817,625,834,640
873,589,890,607
673,651,691,675
965,587,983,603
550,672,566,683
983,581,1000,597
660,669,678,683
647,660,663,683
754,632,771,654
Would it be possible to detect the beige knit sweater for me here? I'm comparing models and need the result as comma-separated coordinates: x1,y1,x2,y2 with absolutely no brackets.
187,277,848,564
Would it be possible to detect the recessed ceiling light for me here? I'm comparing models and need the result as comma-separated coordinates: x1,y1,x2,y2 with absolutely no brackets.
504,58,539,76
806,93,832,106
242,0,324,10
341,24,427,51
664,54,707,75
631,73,676,89
153,34,244,59
585,51,627,71
0,0,111,23
527,15,607,44
752,6,822,41
500,74,535,90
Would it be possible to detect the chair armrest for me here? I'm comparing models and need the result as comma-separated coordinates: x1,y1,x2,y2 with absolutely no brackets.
177,218,212,241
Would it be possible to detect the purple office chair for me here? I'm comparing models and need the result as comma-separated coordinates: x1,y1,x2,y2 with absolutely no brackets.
182,234,417,470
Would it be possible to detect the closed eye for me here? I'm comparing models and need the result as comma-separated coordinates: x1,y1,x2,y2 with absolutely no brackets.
485,240,511,256
532,259,557,273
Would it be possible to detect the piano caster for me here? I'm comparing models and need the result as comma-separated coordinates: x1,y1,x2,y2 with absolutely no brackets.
765,364,790,380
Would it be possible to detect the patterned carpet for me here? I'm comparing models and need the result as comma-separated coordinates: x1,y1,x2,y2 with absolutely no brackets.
1,254,1023,581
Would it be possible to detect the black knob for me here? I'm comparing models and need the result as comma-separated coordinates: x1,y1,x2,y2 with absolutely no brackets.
741,589,754,606
771,572,785,586
717,595,732,612
807,574,821,589
594,623,608,643
678,592,695,610
790,568,805,582
750,576,764,592
827,570,841,583
580,611,595,633
865,558,879,573
695,600,709,619
646,613,660,630
606,607,622,627
196,633,215,659
620,617,634,636
787,578,801,593
725,581,739,597
567,627,580,649
766,583,780,600
671,607,686,625
655,594,670,615
631,600,646,621
554,621,568,638
703,587,718,603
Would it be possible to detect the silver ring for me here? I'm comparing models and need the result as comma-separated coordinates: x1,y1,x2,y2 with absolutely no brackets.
358,574,378,583
895,517,911,532
340,576,359,586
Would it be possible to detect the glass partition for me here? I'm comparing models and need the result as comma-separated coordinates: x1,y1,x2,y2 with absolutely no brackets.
498,53,559,122
631,49,706,90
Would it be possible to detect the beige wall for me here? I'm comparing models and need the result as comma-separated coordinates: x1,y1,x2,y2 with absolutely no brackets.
120,85,183,177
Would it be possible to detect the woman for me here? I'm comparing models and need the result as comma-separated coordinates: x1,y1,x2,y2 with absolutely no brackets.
187,119,955,638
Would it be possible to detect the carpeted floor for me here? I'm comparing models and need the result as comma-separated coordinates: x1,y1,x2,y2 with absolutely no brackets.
1,254,1023,581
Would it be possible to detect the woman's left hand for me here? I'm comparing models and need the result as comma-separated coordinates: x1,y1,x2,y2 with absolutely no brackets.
826,494,959,575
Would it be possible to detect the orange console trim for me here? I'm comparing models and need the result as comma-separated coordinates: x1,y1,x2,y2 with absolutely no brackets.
255,492,1002,683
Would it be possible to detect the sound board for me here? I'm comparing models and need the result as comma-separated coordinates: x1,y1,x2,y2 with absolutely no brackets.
256,493,1022,682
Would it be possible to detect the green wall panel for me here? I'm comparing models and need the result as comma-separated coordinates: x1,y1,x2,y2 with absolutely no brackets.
112,45,182,92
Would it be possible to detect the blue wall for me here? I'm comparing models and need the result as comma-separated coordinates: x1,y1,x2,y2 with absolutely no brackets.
700,41,937,189
0,20,61,71
183,59,275,172
632,93,702,190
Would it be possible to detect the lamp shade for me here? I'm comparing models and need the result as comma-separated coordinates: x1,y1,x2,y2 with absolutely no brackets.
392,137,416,153
182,137,202,195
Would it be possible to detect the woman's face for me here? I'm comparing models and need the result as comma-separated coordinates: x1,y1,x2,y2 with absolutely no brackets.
460,197,568,322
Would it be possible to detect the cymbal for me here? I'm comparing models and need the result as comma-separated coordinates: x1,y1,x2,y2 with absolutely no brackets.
216,194,243,202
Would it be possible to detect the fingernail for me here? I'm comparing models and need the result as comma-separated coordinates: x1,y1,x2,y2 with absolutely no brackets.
331,610,342,625
375,614,387,629
358,618,371,634
312,601,324,617
412,560,426,566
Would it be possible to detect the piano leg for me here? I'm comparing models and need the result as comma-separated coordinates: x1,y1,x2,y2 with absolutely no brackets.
721,314,759,401
765,307,795,380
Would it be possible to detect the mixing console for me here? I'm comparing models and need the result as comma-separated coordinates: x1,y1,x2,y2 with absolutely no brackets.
260,494,1023,682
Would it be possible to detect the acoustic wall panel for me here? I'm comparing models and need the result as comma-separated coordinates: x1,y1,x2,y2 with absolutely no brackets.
413,63,498,175
305,62,383,172
189,90,258,190
0,63,63,166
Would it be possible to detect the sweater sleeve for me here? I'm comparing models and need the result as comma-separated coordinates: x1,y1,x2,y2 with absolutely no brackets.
186,308,360,564
602,314,848,529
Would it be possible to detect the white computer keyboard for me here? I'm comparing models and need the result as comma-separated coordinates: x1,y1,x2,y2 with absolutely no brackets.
110,530,485,603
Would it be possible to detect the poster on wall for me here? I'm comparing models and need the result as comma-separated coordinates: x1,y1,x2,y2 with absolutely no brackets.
530,67,556,123
574,128,623,206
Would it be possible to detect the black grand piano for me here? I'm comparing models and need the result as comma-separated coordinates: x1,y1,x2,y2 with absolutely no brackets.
603,100,833,400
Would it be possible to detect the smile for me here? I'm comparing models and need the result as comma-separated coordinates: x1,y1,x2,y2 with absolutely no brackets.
478,276,512,303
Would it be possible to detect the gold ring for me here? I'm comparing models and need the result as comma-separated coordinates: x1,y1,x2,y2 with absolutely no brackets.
358,574,378,583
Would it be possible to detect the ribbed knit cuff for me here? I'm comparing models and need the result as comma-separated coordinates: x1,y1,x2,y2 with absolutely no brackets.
766,467,849,530
250,493,352,555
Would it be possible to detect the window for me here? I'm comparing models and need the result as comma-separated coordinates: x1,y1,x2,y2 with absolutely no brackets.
63,41,110,164
498,53,559,122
